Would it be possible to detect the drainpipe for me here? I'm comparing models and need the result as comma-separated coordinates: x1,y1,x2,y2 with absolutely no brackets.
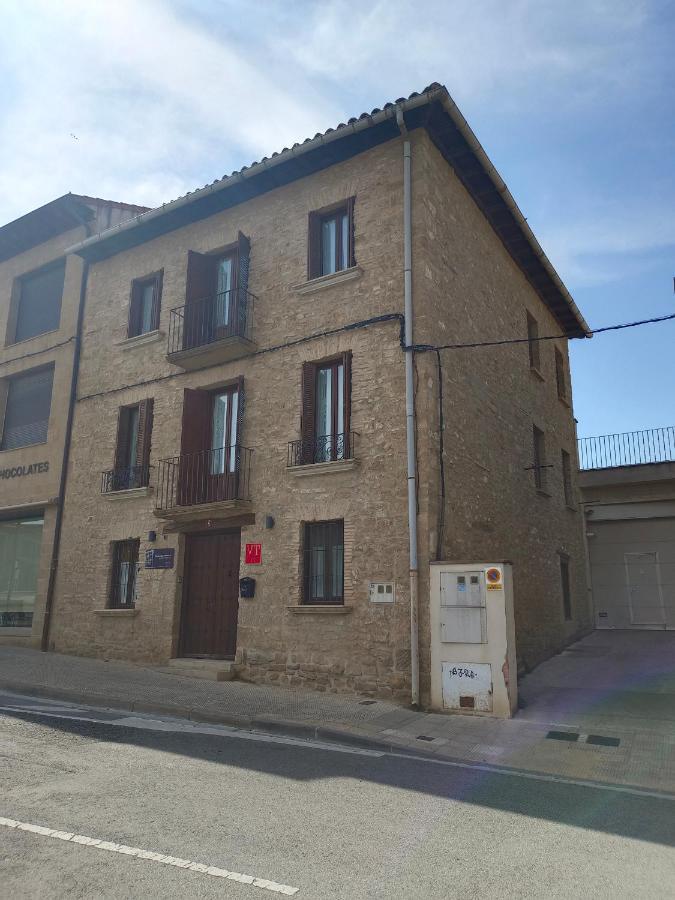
397,107,420,709
41,244,90,651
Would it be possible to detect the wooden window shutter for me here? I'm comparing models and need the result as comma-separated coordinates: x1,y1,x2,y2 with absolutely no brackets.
346,196,356,267
300,362,317,463
114,407,130,471
237,233,251,295
136,399,154,483
235,376,245,445
307,212,321,279
186,251,216,304
180,389,212,456
152,270,163,330
342,350,352,440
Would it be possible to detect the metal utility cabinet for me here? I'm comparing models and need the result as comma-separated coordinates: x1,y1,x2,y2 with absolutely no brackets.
429,562,517,717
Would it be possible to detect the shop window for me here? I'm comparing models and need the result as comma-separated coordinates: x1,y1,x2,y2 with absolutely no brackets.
0,366,54,451
0,517,44,628
303,520,344,605
108,539,140,609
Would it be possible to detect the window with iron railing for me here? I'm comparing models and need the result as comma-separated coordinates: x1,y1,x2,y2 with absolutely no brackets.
108,539,139,609
303,520,344,605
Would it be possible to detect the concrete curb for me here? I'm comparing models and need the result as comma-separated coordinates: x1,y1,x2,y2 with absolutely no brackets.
0,679,420,757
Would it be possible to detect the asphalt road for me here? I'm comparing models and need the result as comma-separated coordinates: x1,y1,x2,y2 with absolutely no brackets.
0,692,673,899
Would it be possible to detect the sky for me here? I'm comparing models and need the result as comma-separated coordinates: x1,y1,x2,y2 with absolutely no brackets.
0,0,673,438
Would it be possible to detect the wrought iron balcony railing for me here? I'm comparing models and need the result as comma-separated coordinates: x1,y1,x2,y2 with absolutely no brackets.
287,432,358,467
578,426,675,470
167,288,255,356
155,444,253,511
101,465,151,493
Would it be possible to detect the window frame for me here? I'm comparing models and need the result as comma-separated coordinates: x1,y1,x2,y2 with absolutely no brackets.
526,311,541,372
0,364,54,452
555,346,568,403
110,399,153,491
128,270,163,338
302,519,345,605
308,198,355,280
300,352,352,464
108,538,140,609
560,554,572,621
532,425,547,492
561,449,574,508
9,259,66,346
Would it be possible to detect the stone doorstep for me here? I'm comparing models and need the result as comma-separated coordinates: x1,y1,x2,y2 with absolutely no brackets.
154,658,237,682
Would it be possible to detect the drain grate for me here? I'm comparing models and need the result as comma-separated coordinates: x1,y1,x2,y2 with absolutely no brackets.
358,700,377,706
416,735,435,742
546,730,579,742
586,734,621,748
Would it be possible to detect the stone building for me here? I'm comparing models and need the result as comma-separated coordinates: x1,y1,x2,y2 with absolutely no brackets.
44,84,591,704
0,195,147,650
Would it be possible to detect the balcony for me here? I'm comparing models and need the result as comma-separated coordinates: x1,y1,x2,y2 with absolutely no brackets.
166,288,256,369
154,444,253,521
287,432,359,475
578,426,675,471
101,465,151,495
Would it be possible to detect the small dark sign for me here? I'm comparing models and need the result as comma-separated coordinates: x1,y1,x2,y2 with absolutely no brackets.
145,548,175,569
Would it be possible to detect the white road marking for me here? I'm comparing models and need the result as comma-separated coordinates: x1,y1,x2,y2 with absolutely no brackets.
0,815,299,895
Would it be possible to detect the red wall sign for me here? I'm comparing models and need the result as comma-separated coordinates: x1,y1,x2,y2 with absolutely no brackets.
245,543,262,565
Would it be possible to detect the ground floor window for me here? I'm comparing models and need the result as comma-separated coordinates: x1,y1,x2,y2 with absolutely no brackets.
0,517,44,627
109,539,140,609
303,520,344,604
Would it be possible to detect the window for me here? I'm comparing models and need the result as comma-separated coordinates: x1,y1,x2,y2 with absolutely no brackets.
308,199,355,279
181,235,251,351
128,271,162,337
210,385,239,474
0,517,44,627
109,539,139,608
303,520,344,604
12,261,65,343
526,312,540,371
560,555,572,620
555,347,568,402
300,353,351,464
532,425,547,491
561,449,574,507
1,366,54,450
108,399,153,491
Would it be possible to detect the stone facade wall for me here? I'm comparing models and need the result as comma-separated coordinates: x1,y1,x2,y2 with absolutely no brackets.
51,141,414,699
48,129,591,700
410,131,592,689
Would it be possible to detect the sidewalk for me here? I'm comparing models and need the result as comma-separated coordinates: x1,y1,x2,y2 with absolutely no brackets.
1,640,673,794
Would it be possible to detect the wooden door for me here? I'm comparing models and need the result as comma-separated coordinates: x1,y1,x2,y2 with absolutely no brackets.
181,531,241,658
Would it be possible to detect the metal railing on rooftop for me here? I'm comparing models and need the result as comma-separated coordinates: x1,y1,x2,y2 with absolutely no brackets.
578,426,675,470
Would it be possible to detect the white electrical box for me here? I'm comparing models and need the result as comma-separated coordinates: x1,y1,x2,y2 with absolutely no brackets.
440,571,487,643
369,582,395,603
430,562,517,718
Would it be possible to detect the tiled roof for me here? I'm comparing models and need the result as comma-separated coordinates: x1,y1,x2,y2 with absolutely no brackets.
67,83,588,336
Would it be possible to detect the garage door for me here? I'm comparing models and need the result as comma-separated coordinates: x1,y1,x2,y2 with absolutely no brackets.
588,518,675,629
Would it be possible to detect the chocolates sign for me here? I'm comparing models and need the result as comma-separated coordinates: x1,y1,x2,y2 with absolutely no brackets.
0,461,49,480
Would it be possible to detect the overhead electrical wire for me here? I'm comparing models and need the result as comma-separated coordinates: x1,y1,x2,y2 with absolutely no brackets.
408,311,675,353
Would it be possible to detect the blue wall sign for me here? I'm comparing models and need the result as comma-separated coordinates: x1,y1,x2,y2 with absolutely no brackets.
145,548,175,569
